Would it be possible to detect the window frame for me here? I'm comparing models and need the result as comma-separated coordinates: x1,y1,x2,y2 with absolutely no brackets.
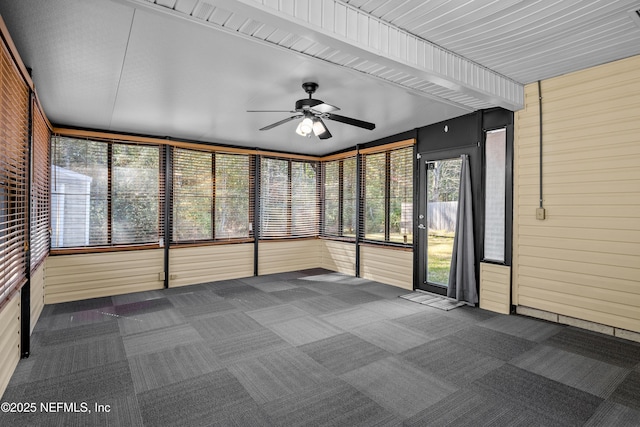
359,145,414,248
50,136,164,253
259,156,319,240
320,156,357,241
170,148,254,245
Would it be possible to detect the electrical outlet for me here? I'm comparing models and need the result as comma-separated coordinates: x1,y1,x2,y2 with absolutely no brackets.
158,272,165,281
536,207,546,220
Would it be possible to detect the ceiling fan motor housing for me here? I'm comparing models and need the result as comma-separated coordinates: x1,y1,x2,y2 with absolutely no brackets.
295,98,323,111
302,82,319,95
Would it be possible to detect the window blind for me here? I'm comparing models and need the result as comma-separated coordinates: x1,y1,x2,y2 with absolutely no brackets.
322,160,339,235
0,41,29,304
321,156,356,239
484,128,507,262
30,99,50,268
389,147,413,244
172,148,253,243
342,157,357,238
260,157,319,239
172,148,213,241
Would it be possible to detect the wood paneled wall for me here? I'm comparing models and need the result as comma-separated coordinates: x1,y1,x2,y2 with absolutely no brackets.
321,240,356,276
45,250,164,304
479,263,510,315
169,244,254,287
360,245,413,290
0,293,20,397
513,55,640,333
258,239,322,275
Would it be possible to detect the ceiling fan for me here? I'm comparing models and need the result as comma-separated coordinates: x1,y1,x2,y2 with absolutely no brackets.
247,82,375,140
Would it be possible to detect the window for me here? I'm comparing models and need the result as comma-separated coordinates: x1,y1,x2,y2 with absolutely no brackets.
360,146,413,245
172,149,213,241
260,157,318,238
0,41,29,304
51,137,162,248
363,152,386,240
342,157,357,237
323,160,340,235
172,148,252,243
484,128,507,262
112,144,160,244
389,148,413,244
215,153,251,239
322,156,357,239
30,100,51,268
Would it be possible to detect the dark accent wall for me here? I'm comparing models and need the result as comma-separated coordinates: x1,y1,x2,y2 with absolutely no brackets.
415,108,513,296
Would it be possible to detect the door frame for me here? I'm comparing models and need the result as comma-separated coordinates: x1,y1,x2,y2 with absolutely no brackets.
416,146,478,294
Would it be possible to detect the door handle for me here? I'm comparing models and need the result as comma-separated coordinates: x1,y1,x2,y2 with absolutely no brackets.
418,224,426,229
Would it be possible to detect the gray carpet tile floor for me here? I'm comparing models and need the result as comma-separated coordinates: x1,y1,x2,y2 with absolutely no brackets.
2,268,640,426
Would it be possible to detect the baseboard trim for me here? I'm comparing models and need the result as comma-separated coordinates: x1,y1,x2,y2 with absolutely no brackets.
515,306,640,344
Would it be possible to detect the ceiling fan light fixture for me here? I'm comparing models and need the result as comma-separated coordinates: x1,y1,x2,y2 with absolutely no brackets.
312,118,327,136
296,117,313,136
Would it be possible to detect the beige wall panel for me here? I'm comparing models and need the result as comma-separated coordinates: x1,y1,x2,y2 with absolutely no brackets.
480,263,511,315
513,54,640,334
258,240,322,275
360,245,412,290
321,240,356,276
0,293,20,398
169,244,254,287
45,250,164,304
518,265,638,295
30,262,46,333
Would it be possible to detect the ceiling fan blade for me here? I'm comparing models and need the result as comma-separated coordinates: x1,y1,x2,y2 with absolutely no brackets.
259,115,302,131
313,117,332,139
247,110,296,113
325,113,375,130
311,103,340,114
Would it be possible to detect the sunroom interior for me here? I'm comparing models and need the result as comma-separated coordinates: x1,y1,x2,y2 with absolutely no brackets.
1,0,639,421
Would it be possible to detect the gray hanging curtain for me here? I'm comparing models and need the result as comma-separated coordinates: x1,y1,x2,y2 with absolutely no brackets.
447,154,478,304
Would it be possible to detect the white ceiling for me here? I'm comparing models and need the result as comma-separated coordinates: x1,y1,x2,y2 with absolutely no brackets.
1,0,639,155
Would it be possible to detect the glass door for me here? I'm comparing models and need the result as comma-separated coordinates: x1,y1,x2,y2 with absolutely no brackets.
417,157,462,293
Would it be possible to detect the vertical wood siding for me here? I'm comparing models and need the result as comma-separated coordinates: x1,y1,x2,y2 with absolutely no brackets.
360,245,413,290
479,262,510,315
513,55,640,333
321,240,356,276
30,263,45,333
258,239,322,275
169,244,254,287
0,293,20,398
45,250,164,304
